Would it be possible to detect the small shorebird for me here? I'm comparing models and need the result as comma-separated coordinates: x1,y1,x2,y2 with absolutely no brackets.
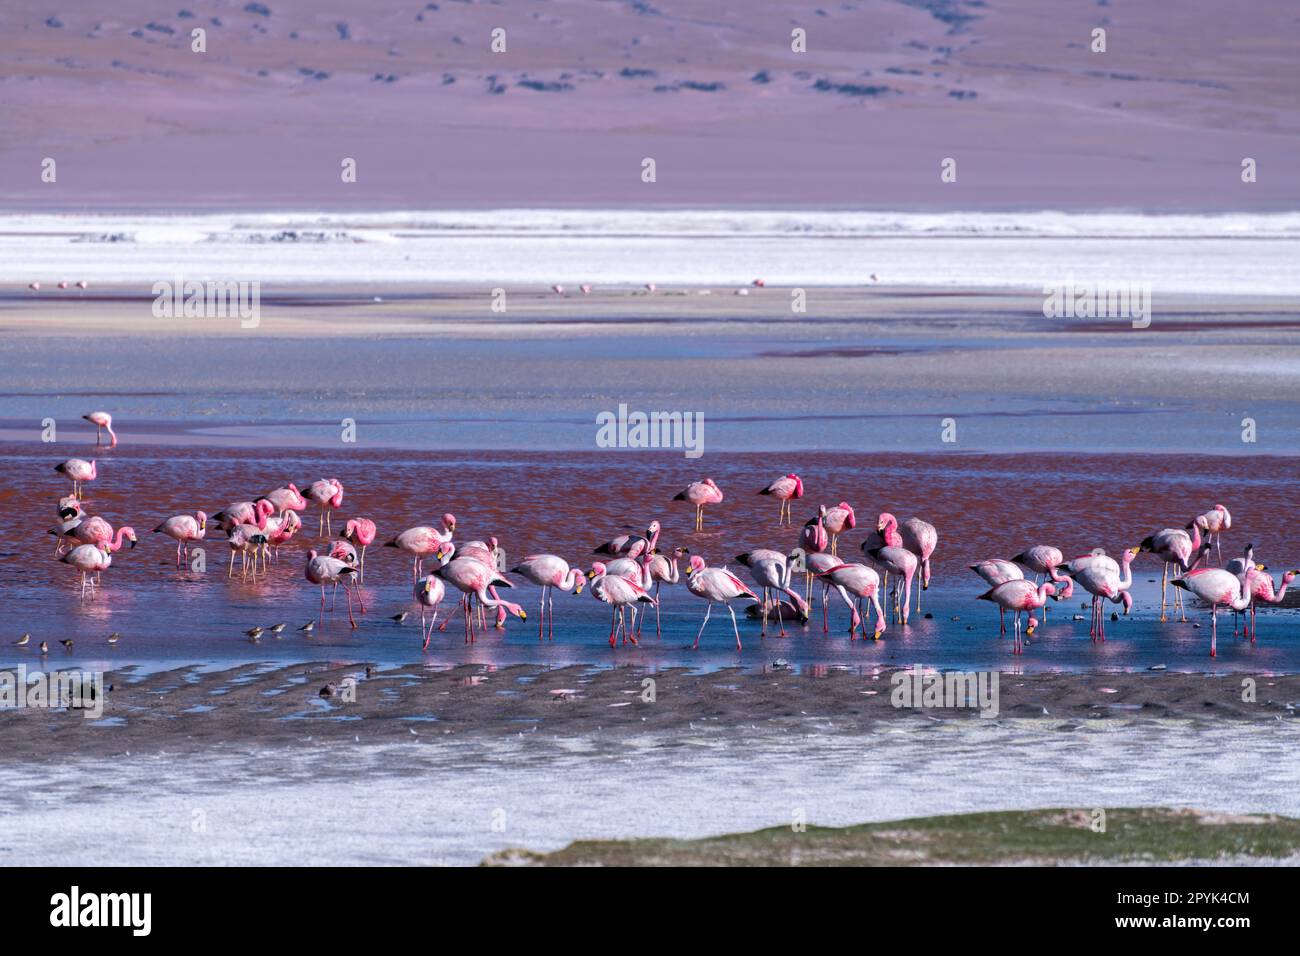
39,641,48,655
60,639,73,651
298,620,315,633
245,626,265,640
14,634,30,647
107,632,120,645
269,622,287,635
391,611,409,624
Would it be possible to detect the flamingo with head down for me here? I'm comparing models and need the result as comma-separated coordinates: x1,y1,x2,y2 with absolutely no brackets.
343,518,377,583
1173,567,1268,657
60,542,112,599
1072,547,1137,642
587,561,656,647
432,553,525,643
821,502,856,556
305,548,363,628
735,550,809,636
816,562,885,640
1195,504,1232,565
54,458,96,499
261,484,308,515
83,411,117,448
977,580,1061,655
415,574,447,649
1241,568,1298,642
510,554,586,641
1139,521,1207,622
385,514,457,582
899,517,938,611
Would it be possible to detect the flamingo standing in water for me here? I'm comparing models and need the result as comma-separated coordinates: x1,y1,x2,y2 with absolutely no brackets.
1172,567,1268,657
385,514,456,582
261,484,308,515
212,499,274,533
640,546,689,638
305,549,363,628
415,573,446,649
1139,521,1206,622
587,561,656,647
821,502,856,555
977,580,1060,654
263,509,302,563
57,495,83,521
83,411,117,448
1073,547,1137,641
60,542,112,599
968,559,1025,632
1195,504,1232,564
54,458,96,498
510,554,586,641
804,551,843,632
593,520,661,560
228,525,269,578
863,544,917,625
899,517,937,611
759,474,803,526
68,517,137,554
153,512,207,567
816,562,886,640
1012,545,1064,585
736,550,809,636
343,518,377,583
1241,568,1297,641
432,554,525,643
303,479,344,537
683,555,757,650
673,479,723,531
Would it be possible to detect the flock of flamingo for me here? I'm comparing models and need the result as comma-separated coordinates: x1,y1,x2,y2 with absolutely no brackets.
42,416,1295,658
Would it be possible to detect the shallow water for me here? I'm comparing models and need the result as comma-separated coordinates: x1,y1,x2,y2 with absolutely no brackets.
3,442,1296,676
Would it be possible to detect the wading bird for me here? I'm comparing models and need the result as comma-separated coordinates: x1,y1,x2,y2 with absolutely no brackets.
816,562,886,640
1139,522,1207,622
759,474,803,525
977,580,1060,655
153,512,207,567
736,550,809,637
303,479,345,537
1072,547,1137,641
1172,567,1268,657
510,554,586,641
343,518,377,582
385,515,457,582
673,479,723,531
1195,504,1232,564
587,561,656,647
683,555,757,650
415,574,447,649
54,458,96,498
305,549,364,628
83,411,117,447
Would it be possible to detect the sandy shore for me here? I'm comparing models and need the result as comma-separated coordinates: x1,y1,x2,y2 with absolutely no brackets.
4,662,1297,765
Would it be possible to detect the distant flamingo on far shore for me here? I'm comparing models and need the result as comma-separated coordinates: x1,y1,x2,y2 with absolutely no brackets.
83,411,117,447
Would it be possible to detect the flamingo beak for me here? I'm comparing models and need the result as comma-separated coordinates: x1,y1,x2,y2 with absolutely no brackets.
1128,546,1141,556
575,582,584,594
585,570,597,580
1256,563,1267,571
519,610,527,621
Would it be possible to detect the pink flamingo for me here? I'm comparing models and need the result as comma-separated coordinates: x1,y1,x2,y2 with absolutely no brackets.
228,525,268,579
969,559,1025,633
863,544,917,624
343,517,377,583
804,551,843,632
263,509,302,562
60,542,112,599
28,282,40,293
303,479,344,536
587,561,656,647
798,511,830,602
736,550,809,636
977,580,1060,654
54,458,96,498
759,474,803,526
432,555,525,643
305,549,363,628
683,555,757,650
1139,522,1207,622
594,521,661,560
816,562,886,640
1172,567,1268,657
1242,568,1297,641
385,515,457,582
416,574,447,649
673,479,723,531
821,501,856,555
509,554,586,640
212,499,274,532
1011,546,1064,616
83,411,117,448
57,494,83,521
1195,504,1232,564
642,546,689,638
875,513,904,548
899,517,937,611
1073,547,1137,641
49,516,83,554
262,484,308,514
153,512,207,566
69,517,137,553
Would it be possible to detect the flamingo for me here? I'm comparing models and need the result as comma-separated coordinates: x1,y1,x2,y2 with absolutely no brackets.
673,479,723,531
758,474,803,526
969,559,1025,633
343,518,378,582
509,554,586,641
384,514,456,581
415,574,447,649
821,501,856,555
1139,522,1207,622
57,494,83,521
593,520,661,560
735,550,809,636
212,499,274,532
683,555,757,650
1172,568,1268,657
977,580,1060,654
329,537,359,573
1242,568,1297,642
798,511,830,602
1195,504,1232,564
69,517,137,553
49,516,83,554
432,555,525,643
228,525,268,579
261,484,308,514
303,479,344,537
642,546,689,638
863,544,917,625
263,509,302,562
60,542,111,599
54,458,96,498
899,517,937,611
153,512,207,567
1072,547,1137,641
816,562,886,640
872,512,904,597
1012,545,1064,584
305,549,363,628
805,551,843,631
83,411,117,447
587,561,656,647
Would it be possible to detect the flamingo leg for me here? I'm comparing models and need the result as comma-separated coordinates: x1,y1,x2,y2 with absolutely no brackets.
548,590,555,641
1159,563,1169,622
693,604,713,649
727,604,742,650
871,592,886,638
654,582,662,639
1210,604,1218,657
